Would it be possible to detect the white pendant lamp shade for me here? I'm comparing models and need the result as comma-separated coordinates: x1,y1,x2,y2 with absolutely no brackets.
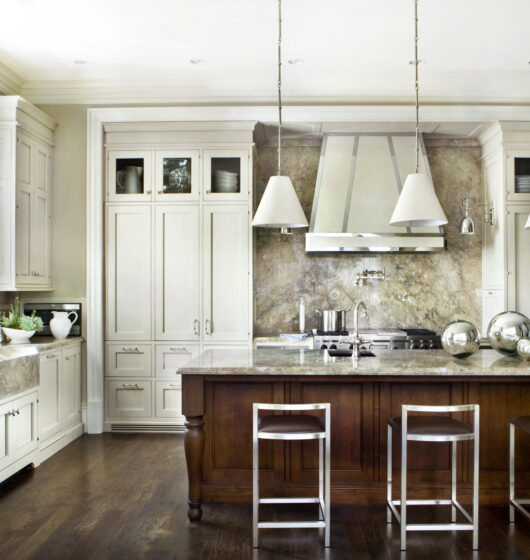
252,175,308,228
389,172,448,227
525,213,530,229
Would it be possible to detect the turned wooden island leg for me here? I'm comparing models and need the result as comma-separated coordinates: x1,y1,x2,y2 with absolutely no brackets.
184,415,204,522
181,374,205,522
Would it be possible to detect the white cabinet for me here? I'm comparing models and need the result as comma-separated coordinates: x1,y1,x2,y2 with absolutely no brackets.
39,351,61,442
506,205,530,317
107,380,152,418
155,205,200,340
104,123,254,431
0,390,39,483
0,97,55,291
106,343,153,377
106,205,153,340
38,343,83,459
479,123,530,332
155,343,200,377
202,204,250,342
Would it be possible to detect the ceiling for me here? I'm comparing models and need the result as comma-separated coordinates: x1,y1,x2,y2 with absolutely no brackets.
1,0,529,105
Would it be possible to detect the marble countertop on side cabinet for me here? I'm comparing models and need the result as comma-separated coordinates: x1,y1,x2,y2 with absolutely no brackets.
179,348,530,377
0,337,84,401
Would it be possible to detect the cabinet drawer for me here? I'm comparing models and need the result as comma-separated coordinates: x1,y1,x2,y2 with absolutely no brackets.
155,344,199,378
106,344,152,377
107,380,152,418
155,381,184,421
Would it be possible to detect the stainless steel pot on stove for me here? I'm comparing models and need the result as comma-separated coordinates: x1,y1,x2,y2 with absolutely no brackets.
315,309,350,332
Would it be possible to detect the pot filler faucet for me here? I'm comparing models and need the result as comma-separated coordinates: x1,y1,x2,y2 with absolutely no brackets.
352,301,368,358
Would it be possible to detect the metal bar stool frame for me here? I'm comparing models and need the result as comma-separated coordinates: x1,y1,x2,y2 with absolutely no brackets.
509,419,530,522
387,404,480,551
252,403,331,548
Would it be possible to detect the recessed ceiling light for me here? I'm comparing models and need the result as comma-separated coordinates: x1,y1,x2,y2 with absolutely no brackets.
288,58,304,65
73,60,87,65
190,58,205,65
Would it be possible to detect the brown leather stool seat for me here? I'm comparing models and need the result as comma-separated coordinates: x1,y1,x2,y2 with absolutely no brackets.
511,415,530,434
259,414,325,435
389,415,473,437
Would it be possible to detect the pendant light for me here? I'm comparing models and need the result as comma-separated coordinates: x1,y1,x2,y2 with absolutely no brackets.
389,0,447,228
252,0,308,234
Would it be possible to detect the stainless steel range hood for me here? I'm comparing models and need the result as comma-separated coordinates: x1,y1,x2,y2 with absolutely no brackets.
306,132,446,253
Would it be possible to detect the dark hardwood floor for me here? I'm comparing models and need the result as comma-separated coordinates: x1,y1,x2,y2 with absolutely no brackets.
0,434,529,560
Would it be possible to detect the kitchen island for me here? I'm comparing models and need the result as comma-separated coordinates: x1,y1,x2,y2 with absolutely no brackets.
180,348,530,521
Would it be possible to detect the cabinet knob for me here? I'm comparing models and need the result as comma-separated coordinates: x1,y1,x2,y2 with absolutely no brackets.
193,319,199,335
157,190,163,194
46,354,57,359
146,190,152,195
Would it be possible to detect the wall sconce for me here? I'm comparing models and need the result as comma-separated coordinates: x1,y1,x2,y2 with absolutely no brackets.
460,197,494,235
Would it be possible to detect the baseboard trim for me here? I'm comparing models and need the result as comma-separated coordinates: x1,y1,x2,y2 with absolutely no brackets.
39,422,84,463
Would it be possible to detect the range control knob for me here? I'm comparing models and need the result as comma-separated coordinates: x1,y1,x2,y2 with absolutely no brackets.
429,341,438,349
391,345,400,350
349,344,354,350
410,343,419,350
420,340,429,350
329,344,337,350
320,344,328,350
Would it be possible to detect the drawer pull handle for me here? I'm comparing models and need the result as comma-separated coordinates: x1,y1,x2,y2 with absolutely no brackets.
46,354,57,359
205,319,211,335
121,347,140,353
169,384,179,388
193,319,199,335
119,383,144,390
169,347,187,352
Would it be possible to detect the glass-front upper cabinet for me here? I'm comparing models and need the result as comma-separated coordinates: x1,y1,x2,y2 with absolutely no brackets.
203,149,249,201
154,150,200,201
107,150,153,202
507,150,530,201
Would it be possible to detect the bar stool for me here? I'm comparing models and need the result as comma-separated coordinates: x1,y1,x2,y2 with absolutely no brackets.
510,416,530,522
387,404,479,551
252,403,331,548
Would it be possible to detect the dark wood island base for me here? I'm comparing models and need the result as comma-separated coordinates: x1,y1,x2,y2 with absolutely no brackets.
180,351,530,522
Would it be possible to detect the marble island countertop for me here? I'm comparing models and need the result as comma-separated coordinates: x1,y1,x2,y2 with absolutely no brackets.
0,337,83,401
179,347,530,377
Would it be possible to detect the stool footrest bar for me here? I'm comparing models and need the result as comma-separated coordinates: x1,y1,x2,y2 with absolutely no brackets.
406,523,474,531
511,500,530,520
259,497,320,504
258,521,326,529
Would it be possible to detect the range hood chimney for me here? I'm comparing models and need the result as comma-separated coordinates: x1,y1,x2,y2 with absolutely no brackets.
306,132,446,253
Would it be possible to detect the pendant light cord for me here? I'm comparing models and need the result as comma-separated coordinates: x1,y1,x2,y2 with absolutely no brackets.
414,0,420,173
277,0,283,176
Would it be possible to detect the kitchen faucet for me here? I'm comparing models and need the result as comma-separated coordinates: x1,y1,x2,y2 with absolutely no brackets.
352,301,368,358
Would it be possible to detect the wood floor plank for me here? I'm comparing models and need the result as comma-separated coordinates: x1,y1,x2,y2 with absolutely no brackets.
1,434,529,560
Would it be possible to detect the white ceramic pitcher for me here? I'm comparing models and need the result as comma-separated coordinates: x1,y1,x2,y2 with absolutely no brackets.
50,311,78,339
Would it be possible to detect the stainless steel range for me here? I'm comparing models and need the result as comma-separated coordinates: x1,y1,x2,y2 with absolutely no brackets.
312,328,441,351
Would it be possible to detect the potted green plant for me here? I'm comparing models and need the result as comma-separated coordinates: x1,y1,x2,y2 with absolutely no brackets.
1,297,44,344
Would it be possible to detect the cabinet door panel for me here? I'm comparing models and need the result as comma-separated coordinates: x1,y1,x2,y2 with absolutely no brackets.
107,380,152,418
107,150,153,202
507,207,530,317
202,205,249,342
155,381,185,421
15,132,33,283
106,343,152,377
203,149,249,201
155,205,200,340
155,344,199,378
154,150,200,201
61,347,81,427
39,353,61,441
0,129,14,287
12,393,38,461
30,143,51,285
0,404,10,470
106,205,152,340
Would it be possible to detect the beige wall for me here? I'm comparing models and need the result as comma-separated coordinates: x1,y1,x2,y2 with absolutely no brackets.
37,104,88,298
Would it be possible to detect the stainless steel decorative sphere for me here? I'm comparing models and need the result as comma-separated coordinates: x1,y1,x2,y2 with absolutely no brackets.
517,338,530,360
441,320,480,359
487,311,530,356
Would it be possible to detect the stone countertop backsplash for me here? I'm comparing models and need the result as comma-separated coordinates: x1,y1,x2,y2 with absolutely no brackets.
0,337,83,402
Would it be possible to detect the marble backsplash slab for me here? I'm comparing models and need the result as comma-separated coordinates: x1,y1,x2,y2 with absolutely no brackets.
253,137,482,336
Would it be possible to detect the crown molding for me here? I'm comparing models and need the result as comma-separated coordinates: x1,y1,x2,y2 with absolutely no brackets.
0,60,23,95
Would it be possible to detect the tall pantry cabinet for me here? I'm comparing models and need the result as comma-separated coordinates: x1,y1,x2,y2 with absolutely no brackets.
104,122,255,431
